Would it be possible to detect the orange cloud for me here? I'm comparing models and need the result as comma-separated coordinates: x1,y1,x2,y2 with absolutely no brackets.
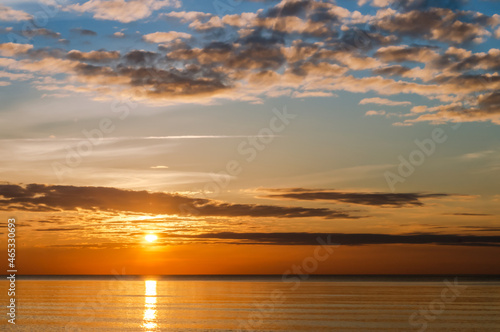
67,0,181,23
0,5,32,21
0,43,33,57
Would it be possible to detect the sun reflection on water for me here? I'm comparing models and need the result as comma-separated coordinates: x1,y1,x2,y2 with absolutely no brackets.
142,280,158,331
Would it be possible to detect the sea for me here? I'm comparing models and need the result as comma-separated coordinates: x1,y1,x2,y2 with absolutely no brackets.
1,275,499,331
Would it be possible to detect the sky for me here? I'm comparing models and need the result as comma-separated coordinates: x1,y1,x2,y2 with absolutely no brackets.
0,0,499,275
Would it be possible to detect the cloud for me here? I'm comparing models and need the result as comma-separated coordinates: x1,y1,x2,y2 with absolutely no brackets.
143,31,192,43
161,11,213,24
170,231,500,247
70,28,98,36
375,45,438,63
0,70,33,81
365,110,386,116
292,91,337,98
406,91,500,125
374,8,490,44
67,0,182,23
1,0,500,125
0,183,360,219
372,65,411,77
0,5,32,21
24,28,61,39
67,50,121,63
0,27,13,34
359,97,411,106
389,0,468,12
259,188,454,207
0,43,33,57
460,150,495,160
446,213,493,217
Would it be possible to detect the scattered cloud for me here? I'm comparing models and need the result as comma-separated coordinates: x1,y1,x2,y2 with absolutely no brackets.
1,0,499,124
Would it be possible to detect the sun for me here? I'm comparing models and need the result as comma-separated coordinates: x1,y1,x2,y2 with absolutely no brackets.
145,234,158,243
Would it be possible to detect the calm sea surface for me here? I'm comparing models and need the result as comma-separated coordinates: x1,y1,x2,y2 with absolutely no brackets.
1,277,499,331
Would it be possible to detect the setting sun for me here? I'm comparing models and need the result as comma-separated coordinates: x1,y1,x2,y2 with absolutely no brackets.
2,0,500,330
145,234,158,243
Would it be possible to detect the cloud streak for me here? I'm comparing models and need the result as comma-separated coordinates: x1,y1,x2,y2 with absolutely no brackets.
168,231,500,247
260,188,455,207
0,183,359,219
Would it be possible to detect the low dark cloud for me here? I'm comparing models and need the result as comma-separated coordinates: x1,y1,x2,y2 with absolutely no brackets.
169,231,500,247
123,50,160,65
35,227,86,232
373,65,411,77
67,50,120,63
389,0,468,12
446,213,493,216
264,0,313,18
0,183,358,219
260,188,453,207
375,45,437,62
459,226,500,232
70,28,98,36
24,28,61,39
375,8,489,44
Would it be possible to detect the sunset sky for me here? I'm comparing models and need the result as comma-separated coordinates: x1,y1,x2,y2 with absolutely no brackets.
0,0,499,275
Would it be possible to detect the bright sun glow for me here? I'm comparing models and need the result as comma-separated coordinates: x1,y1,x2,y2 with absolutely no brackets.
145,234,158,243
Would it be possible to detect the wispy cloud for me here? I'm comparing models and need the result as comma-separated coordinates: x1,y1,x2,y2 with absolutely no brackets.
365,110,386,116
359,97,411,106
166,231,500,247
259,188,457,207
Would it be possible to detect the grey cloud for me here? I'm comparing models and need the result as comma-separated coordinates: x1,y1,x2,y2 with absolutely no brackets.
260,188,455,207
24,28,61,39
70,28,98,36
375,8,489,44
169,231,500,247
373,65,411,76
